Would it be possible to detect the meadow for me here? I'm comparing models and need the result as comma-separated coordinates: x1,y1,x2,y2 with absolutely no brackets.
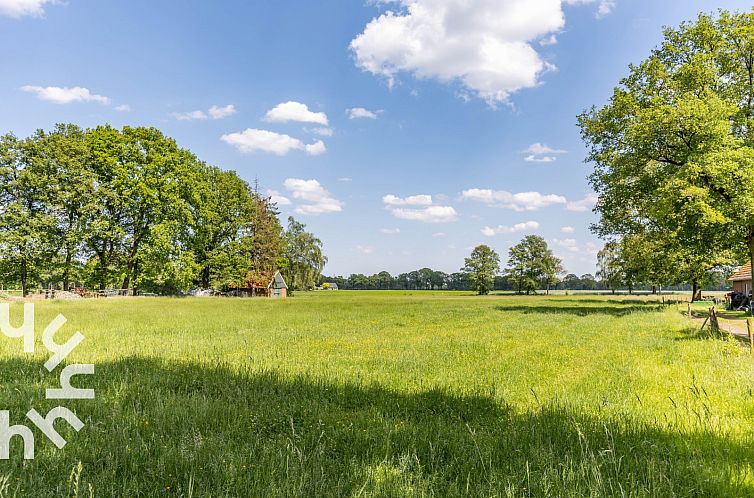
0,291,752,497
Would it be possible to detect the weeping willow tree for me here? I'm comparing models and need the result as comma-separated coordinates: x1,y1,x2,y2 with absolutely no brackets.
281,216,327,294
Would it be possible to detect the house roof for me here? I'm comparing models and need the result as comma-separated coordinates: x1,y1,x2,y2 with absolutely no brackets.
730,262,752,282
267,271,288,289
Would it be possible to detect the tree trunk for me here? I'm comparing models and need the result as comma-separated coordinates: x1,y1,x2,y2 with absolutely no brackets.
121,238,141,291
20,259,27,297
62,246,72,291
131,260,139,296
98,253,107,290
691,279,702,302
201,265,210,289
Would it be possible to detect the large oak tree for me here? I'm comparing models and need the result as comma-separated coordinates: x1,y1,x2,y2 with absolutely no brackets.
579,10,754,300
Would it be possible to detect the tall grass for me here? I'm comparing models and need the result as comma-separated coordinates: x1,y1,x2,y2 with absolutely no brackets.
0,292,751,496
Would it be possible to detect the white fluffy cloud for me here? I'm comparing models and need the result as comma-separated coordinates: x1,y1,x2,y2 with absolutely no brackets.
551,238,600,260
561,226,575,233
540,34,558,46
173,110,208,121
356,245,375,254
596,1,616,18
552,238,600,268
267,189,291,206
348,107,378,119
524,155,556,163
551,238,579,252
566,193,598,212
265,101,328,126
173,104,235,121
307,127,333,137
114,104,131,112
391,206,458,223
523,142,567,162
382,194,433,206
350,1,613,105
21,85,110,105
481,221,539,236
304,140,327,156
461,188,566,211
525,143,567,155
208,104,236,119
381,228,401,235
283,178,343,215
549,238,599,268
566,0,615,18
0,0,53,18
383,193,454,222
221,129,325,156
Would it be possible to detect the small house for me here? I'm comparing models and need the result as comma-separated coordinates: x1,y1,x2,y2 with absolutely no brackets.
729,262,752,294
267,271,288,298
327,282,339,290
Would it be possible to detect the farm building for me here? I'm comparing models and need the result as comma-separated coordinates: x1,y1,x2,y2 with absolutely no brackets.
267,271,288,298
729,262,752,294
326,282,338,290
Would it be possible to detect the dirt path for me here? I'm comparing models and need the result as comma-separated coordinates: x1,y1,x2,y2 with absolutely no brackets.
690,313,750,341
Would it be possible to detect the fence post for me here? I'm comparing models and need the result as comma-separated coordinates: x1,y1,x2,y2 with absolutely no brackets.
710,306,720,336
687,303,691,319
747,318,753,357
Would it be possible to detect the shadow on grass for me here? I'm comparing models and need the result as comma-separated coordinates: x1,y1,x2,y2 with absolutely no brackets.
495,304,666,317
711,310,754,322
0,356,751,497
674,324,751,346
551,298,673,305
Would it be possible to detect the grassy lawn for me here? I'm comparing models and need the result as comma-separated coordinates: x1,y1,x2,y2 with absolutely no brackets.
0,292,753,497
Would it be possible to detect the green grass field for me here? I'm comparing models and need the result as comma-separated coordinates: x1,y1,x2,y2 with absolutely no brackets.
0,292,752,497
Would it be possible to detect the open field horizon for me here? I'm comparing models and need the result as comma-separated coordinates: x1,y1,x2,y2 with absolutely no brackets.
0,292,751,496
0,288,723,299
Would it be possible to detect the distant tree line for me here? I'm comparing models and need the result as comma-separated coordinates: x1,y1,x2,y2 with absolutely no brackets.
323,237,564,293
320,268,727,293
0,124,326,295
322,233,732,294
320,269,468,291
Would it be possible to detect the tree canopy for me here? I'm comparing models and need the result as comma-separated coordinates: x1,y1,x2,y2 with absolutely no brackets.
462,245,500,295
282,216,327,294
504,235,563,295
0,124,320,296
578,10,754,300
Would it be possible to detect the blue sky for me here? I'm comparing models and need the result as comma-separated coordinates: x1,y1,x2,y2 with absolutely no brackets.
0,0,746,277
